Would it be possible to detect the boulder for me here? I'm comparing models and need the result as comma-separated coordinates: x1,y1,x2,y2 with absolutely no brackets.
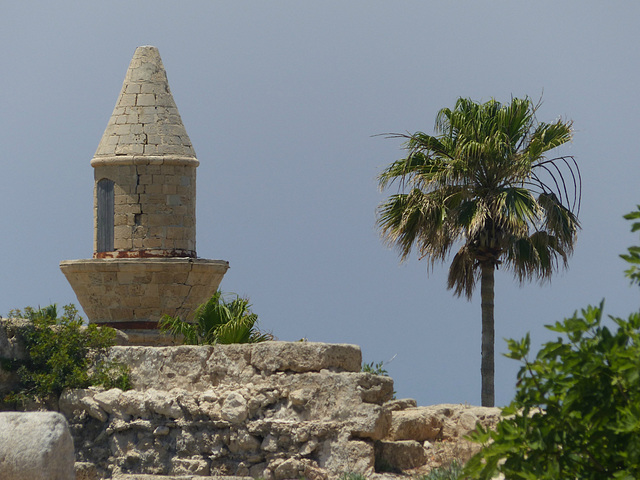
0,411,75,480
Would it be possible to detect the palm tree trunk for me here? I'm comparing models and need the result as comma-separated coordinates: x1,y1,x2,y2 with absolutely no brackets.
480,263,495,407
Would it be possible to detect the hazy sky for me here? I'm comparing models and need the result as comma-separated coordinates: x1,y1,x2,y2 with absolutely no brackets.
1,2,638,407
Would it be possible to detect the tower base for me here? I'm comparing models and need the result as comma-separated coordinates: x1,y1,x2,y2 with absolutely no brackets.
60,258,229,345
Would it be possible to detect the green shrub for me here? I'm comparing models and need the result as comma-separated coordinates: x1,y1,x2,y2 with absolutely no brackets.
160,290,274,345
3,304,130,405
463,206,640,480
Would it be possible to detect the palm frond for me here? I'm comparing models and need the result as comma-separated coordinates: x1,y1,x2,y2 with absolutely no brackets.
377,96,580,298
162,290,272,345
159,314,200,345
448,245,478,298
505,231,569,283
538,192,579,247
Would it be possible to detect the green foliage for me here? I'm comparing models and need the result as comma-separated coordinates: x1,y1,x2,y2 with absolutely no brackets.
3,304,130,404
465,305,640,478
160,290,274,345
361,360,389,376
418,461,463,480
463,210,640,478
621,205,640,285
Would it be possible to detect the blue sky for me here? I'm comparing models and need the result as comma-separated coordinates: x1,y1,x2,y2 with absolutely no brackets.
1,2,638,406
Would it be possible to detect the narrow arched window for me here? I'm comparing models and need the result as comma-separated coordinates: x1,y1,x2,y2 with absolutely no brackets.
97,178,114,252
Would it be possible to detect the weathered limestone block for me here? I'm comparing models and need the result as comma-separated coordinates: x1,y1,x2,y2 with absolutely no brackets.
384,397,418,412
251,341,362,373
387,404,502,442
60,388,108,422
106,342,364,391
315,434,375,478
375,440,428,471
0,412,75,480
108,345,217,391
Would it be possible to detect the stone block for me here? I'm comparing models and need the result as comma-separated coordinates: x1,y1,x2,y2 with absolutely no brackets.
125,84,141,94
387,404,502,442
143,145,159,155
136,93,156,106
114,124,132,135
119,93,137,106
162,184,177,194
140,83,167,94
96,144,116,155
143,237,163,248
115,144,144,155
0,412,75,480
385,398,418,412
251,342,362,374
166,227,186,240
375,440,427,471
144,184,163,194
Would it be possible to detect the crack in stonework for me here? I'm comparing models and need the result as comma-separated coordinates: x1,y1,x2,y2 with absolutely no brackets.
176,259,195,318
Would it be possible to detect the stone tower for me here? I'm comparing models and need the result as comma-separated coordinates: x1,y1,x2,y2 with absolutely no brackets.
60,46,229,344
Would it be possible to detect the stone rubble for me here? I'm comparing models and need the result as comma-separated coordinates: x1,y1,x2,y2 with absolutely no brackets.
56,342,395,479
1,320,504,479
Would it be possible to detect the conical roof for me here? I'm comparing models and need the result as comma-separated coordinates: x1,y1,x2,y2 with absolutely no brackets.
92,46,196,163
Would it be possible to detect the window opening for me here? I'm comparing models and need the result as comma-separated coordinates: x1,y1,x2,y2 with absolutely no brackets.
97,178,115,252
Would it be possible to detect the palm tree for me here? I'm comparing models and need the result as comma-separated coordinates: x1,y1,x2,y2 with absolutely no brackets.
377,97,581,406
160,290,274,345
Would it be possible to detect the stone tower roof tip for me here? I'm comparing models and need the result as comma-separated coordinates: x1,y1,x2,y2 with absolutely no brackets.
92,46,197,164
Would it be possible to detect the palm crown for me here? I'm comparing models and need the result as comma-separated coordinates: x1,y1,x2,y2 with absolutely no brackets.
377,97,581,406
378,97,580,297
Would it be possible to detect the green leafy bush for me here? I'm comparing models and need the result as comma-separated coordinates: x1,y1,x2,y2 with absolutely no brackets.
464,207,640,480
3,304,130,405
160,290,274,345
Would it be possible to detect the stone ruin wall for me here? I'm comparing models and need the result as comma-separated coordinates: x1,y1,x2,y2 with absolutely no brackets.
0,319,502,480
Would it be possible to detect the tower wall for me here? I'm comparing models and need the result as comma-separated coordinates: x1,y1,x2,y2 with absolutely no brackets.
92,160,196,258
90,45,199,259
